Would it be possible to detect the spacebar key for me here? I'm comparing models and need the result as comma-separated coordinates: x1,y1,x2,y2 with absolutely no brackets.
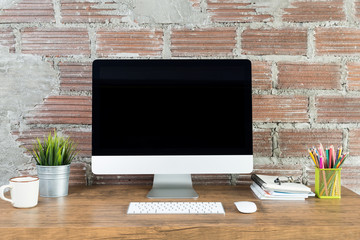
156,209,189,214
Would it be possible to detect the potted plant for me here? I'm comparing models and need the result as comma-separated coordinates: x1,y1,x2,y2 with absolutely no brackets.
30,131,78,197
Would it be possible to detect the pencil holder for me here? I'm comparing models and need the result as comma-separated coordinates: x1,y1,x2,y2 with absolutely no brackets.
315,168,341,198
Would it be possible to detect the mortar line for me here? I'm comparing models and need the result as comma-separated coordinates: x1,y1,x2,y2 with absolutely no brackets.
344,0,357,26
254,122,360,130
12,28,21,54
53,0,62,27
271,125,280,159
252,89,360,96
339,59,349,95
200,0,207,12
1,19,356,31
343,128,349,152
234,26,245,57
88,26,97,61
271,61,278,90
308,95,316,126
307,27,315,60
161,25,171,59
52,58,62,96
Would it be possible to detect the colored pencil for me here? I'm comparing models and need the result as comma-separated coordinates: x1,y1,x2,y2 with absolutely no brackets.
308,149,318,168
308,144,348,169
338,147,342,161
331,146,336,168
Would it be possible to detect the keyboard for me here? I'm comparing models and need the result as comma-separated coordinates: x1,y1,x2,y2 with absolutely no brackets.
127,202,225,215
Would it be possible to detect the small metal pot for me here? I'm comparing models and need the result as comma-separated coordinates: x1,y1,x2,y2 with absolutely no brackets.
36,165,70,197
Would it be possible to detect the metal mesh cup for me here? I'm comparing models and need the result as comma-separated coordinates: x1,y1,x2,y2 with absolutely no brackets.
315,168,341,199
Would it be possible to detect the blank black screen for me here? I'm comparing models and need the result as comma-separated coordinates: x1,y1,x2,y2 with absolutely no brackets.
92,60,252,155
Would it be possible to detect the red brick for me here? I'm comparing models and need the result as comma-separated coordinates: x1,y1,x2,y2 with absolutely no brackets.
18,163,37,177
242,28,307,55
93,174,232,185
21,28,90,57
59,62,92,91
253,95,309,122
0,0,55,23
253,129,272,157
315,28,360,56
282,0,344,22
69,162,87,185
60,0,125,23
12,128,57,154
192,174,231,185
92,175,154,185
349,129,360,156
171,27,236,57
279,129,343,157
96,29,163,57
234,174,252,185
316,96,360,123
63,130,91,157
12,128,90,161
0,28,16,53
25,96,92,125
17,162,86,185
207,0,273,23
254,164,304,175
347,62,360,91
252,61,272,90
278,62,341,89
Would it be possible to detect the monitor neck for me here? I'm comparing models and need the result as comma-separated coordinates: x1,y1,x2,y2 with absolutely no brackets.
147,174,199,199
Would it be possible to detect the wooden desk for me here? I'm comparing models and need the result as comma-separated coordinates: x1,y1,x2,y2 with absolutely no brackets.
1,185,359,239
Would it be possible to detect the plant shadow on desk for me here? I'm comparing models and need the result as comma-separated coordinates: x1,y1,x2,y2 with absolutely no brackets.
28,130,79,198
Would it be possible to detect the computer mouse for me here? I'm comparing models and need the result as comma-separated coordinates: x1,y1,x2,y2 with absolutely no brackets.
234,201,257,214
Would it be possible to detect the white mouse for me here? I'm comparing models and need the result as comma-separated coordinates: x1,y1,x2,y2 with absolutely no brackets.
234,201,257,214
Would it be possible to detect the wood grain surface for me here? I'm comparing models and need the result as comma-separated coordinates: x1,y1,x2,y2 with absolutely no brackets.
0,185,359,239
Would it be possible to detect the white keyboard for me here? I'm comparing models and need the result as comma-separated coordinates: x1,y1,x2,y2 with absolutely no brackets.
127,202,225,215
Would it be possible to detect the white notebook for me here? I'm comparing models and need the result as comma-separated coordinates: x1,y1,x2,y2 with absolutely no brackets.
254,174,312,194
250,183,306,201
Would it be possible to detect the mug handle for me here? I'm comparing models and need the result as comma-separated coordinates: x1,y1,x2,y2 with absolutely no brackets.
0,185,13,204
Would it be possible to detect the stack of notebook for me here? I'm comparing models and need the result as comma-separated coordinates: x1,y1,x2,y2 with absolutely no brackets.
250,174,315,200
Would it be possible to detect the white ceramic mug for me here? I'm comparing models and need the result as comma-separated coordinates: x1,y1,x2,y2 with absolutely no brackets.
0,176,39,208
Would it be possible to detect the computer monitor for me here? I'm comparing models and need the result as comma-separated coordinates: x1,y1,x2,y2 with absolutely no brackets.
92,59,253,199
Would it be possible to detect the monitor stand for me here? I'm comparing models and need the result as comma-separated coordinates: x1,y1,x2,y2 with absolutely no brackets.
147,174,199,199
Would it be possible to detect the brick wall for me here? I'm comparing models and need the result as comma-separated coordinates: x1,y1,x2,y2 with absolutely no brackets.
1,0,360,193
